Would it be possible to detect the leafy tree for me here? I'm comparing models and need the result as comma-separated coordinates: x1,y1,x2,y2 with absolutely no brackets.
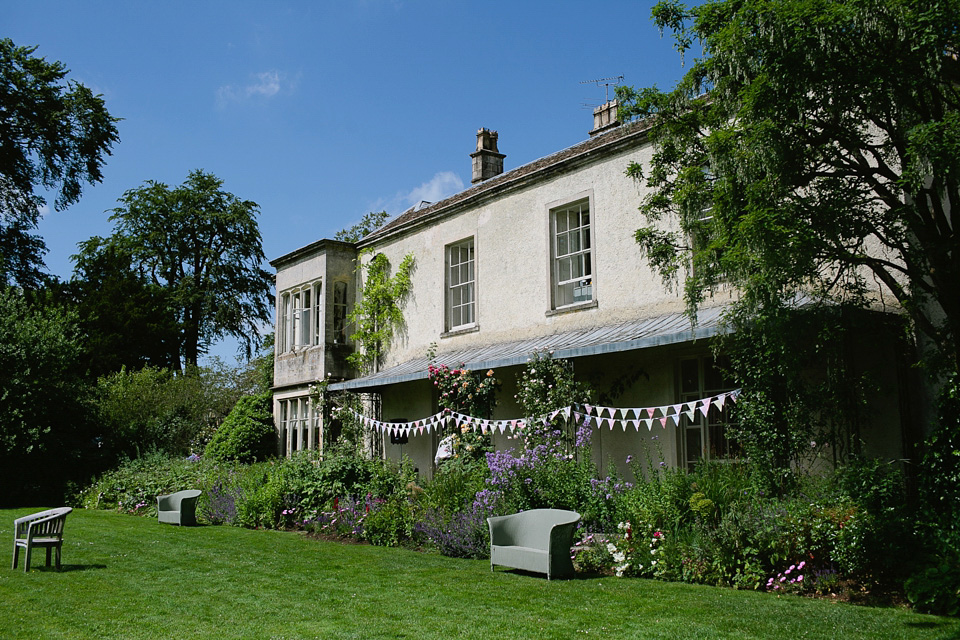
0,39,120,287
617,0,960,375
0,288,96,504
70,236,178,376
334,210,389,243
94,169,272,370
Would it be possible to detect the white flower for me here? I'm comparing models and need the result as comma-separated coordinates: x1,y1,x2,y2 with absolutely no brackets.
606,543,617,554
613,551,626,563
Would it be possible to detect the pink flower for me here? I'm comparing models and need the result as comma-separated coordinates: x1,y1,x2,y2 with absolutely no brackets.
797,575,803,582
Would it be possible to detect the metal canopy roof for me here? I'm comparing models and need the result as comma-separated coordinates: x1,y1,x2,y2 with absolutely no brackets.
329,305,728,392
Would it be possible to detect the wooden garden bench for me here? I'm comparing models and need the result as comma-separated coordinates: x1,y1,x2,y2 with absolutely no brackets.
488,508,581,580
12,507,72,572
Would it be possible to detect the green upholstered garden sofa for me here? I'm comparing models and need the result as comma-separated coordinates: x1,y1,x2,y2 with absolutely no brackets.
157,489,202,526
488,508,581,580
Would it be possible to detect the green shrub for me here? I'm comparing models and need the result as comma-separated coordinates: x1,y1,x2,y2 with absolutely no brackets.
234,465,288,529
364,493,415,547
906,542,960,616
74,452,211,516
204,394,276,463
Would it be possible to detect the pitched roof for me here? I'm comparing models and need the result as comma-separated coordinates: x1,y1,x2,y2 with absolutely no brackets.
358,119,653,246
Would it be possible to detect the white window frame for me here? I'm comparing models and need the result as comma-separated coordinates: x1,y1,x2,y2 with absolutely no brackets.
678,355,739,470
278,281,322,353
550,196,594,310
279,396,320,456
445,237,476,331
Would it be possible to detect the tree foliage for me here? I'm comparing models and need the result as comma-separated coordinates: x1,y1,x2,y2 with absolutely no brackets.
334,210,390,243
618,0,960,374
0,288,95,504
70,235,178,376
89,170,272,370
0,39,120,287
204,393,276,463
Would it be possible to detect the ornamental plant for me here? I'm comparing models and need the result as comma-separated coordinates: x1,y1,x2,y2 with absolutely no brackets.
514,351,592,451
605,521,666,578
428,363,500,467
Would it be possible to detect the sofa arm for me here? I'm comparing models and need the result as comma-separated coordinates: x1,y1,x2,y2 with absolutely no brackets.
487,514,515,546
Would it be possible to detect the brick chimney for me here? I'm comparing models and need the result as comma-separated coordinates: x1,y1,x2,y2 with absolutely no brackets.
589,100,621,137
471,128,505,183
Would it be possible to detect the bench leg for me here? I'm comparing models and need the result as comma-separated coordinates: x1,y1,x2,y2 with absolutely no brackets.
55,544,62,571
46,546,52,568
23,545,32,573
12,544,19,570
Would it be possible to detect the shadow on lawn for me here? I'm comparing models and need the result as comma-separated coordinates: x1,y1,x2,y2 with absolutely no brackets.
55,564,108,572
493,568,596,581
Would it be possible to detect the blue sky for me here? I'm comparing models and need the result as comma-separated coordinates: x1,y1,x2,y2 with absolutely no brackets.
9,1,693,362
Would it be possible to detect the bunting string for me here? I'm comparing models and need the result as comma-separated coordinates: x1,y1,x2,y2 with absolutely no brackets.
345,389,740,437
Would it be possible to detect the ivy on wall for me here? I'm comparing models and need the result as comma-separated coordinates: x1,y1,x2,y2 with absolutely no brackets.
347,251,415,374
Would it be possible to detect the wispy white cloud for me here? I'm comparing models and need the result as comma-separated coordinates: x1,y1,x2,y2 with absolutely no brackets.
217,70,290,106
365,171,465,222
403,171,464,209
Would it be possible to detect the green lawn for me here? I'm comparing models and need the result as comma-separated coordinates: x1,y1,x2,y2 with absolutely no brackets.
0,508,956,639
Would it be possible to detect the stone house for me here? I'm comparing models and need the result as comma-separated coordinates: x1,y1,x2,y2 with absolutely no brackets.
270,102,915,480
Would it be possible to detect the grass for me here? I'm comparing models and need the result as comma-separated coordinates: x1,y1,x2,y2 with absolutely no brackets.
0,508,957,639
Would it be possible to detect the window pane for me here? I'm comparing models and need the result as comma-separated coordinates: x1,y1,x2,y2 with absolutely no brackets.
704,357,725,391
681,359,700,394
556,213,568,233
556,282,572,307
558,256,571,282
571,230,581,253
557,233,568,257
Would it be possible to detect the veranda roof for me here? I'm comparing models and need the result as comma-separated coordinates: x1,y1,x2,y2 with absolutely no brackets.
329,305,728,392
